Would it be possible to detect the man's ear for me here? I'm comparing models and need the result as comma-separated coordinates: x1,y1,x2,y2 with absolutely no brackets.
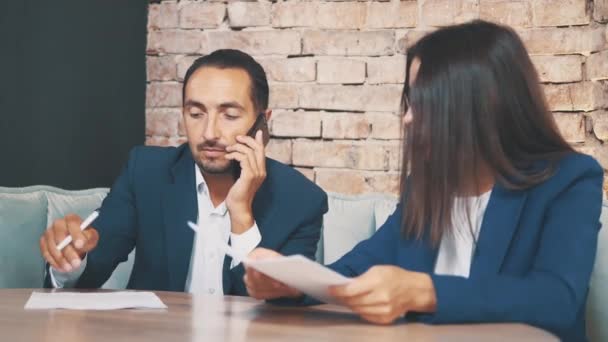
264,109,272,122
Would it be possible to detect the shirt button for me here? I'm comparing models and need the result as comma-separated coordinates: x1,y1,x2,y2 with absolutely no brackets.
208,288,215,294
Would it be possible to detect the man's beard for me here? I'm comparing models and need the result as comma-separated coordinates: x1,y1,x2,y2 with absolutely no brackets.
195,141,232,174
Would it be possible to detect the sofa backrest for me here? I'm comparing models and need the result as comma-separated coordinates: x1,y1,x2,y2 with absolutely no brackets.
318,192,397,264
0,186,109,288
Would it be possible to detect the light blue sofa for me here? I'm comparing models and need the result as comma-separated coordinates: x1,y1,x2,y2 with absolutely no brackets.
1,186,607,340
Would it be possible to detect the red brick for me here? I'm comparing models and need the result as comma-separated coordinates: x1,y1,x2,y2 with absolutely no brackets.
519,27,606,55
147,56,177,81
532,0,589,27
590,110,608,141
270,110,321,138
228,2,271,28
293,140,390,170
303,31,394,56
147,30,205,54
317,58,366,84
271,1,317,28
553,113,586,143
544,82,608,112
148,2,179,29
316,2,366,29
269,84,299,109
299,85,402,112
321,113,370,139
315,168,367,194
595,0,608,22
146,82,182,107
366,56,406,84
176,55,201,81
204,31,301,55
146,108,181,137
480,1,532,28
530,55,582,83
315,169,400,195
587,50,608,81
266,139,292,164
258,58,316,83
366,1,417,28
421,0,479,27
179,2,226,29
367,112,403,140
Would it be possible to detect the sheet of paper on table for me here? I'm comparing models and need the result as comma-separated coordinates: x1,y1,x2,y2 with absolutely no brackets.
245,254,352,305
24,291,167,310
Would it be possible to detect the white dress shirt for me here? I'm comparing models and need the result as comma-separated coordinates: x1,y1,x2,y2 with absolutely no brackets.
50,164,262,294
434,190,492,278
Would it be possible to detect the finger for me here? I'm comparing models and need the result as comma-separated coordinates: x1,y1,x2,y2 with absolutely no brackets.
360,314,396,325
244,270,272,291
246,279,298,299
249,269,284,291
225,152,255,178
338,290,391,307
65,214,86,249
237,132,265,171
226,144,259,176
81,228,99,252
330,272,379,298
62,245,82,269
351,304,394,316
244,274,275,298
46,227,72,272
235,134,264,155
40,236,61,271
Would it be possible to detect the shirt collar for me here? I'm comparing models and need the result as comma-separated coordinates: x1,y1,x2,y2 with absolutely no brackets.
194,164,228,216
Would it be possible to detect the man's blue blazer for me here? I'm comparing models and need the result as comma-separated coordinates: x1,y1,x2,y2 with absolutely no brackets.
46,144,328,296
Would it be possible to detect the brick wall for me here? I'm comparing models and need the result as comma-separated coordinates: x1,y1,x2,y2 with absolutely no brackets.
146,0,608,196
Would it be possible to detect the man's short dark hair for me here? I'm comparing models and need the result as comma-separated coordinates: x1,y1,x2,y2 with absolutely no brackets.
182,49,269,113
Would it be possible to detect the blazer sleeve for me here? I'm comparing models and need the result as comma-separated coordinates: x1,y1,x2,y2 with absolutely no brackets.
420,165,604,335
279,205,403,306
227,191,329,296
72,148,140,288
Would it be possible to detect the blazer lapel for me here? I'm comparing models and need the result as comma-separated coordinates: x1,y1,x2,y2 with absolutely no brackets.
470,183,528,278
162,148,197,291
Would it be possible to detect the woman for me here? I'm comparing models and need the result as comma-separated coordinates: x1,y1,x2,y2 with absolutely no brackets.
244,20,603,341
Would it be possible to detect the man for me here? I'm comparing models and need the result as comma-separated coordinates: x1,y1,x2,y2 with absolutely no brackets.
39,49,328,295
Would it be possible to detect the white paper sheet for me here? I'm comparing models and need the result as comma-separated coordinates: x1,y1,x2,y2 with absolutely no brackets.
24,291,168,310
245,255,352,305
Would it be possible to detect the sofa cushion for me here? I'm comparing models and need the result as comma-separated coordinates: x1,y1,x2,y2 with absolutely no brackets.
321,193,398,264
45,188,109,226
0,188,48,288
374,195,398,230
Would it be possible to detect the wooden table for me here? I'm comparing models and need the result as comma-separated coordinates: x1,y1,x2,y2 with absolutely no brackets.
0,289,557,341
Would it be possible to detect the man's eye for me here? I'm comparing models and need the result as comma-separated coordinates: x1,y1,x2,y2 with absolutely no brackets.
189,112,204,118
224,113,239,120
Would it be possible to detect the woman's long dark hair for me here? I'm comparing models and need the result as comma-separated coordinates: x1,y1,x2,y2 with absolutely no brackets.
401,20,573,245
